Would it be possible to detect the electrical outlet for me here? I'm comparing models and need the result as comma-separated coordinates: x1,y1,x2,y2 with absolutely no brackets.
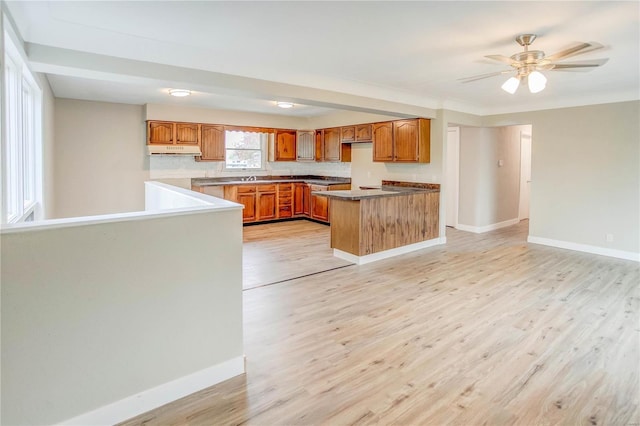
606,233,614,242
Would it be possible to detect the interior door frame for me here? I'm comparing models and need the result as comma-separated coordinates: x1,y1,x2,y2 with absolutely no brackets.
446,127,460,228
518,129,532,220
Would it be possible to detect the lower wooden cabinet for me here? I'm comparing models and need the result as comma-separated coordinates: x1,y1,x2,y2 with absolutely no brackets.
310,185,330,222
311,193,329,222
256,184,277,221
224,185,257,223
278,183,293,219
224,182,349,224
293,183,310,216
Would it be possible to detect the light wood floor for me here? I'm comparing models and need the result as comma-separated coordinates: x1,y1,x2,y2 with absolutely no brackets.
242,220,353,289
121,220,639,425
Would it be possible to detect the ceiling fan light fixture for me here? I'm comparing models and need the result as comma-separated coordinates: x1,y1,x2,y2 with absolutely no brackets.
527,71,547,93
501,76,521,94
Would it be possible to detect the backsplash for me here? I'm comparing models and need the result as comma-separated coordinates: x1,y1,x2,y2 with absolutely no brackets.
149,156,351,179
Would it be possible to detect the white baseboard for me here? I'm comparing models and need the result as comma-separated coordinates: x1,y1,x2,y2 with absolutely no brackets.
58,355,246,426
455,218,520,234
334,237,445,265
527,236,640,262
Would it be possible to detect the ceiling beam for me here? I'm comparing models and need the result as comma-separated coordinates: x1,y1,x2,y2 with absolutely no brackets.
26,43,436,119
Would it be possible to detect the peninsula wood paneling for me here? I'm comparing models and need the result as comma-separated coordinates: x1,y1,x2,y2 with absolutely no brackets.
330,199,361,256
330,191,439,256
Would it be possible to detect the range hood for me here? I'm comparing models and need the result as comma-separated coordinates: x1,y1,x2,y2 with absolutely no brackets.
147,145,202,156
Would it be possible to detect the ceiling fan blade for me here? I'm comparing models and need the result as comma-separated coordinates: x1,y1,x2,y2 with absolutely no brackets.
547,58,609,71
546,42,603,61
458,70,513,83
485,55,520,66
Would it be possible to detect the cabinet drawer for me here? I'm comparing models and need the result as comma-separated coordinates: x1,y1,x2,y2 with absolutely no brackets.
257,184,277,193
279,196,292,205
279,206,293,218
237,185,256,193
278,183,293,192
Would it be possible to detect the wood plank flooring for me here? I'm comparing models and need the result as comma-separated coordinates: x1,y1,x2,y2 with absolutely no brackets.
121,220,640,425
242,220,352,289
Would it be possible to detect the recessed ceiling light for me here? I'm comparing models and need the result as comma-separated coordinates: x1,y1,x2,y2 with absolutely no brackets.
276,101,294,109
169,89,191,97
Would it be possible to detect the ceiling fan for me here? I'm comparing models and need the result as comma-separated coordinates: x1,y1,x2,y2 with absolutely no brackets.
460,34,609,94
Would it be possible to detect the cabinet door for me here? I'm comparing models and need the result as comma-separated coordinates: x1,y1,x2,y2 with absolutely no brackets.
199,124,225,161
257,192,277,220
311,194,329,222
148,121,174,144
237,193,256,222
393,119,419,162
372,122,394,162
274,130,296,161
303,185,311,215
175,123,199,145
323,128,341,162
355,124,373,142
341,126,355,142
296,131,315,161
315,130,324,161
293,183,305,215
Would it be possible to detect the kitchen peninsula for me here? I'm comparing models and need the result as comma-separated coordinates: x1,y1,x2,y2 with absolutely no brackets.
315,181,441,264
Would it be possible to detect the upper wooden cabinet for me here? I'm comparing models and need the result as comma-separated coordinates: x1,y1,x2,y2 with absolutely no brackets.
148,121,174,144
355,124,373,142
323,128,341,162
197,124,225,162
175,123,199,144
372,122,394,162
341,124,372,143
273,130,296,161
148,121,200,145
296,131,315,161
341,126,355,142
315,130,324,161
373,118,430,163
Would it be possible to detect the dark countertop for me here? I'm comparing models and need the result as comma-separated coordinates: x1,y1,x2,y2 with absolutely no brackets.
191,175,351,187
314,181,440,200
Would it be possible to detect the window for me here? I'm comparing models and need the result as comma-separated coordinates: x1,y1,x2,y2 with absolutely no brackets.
3,30,42,224
224,130,267,170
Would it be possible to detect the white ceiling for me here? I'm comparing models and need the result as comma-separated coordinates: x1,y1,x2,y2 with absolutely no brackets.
5,1,639,117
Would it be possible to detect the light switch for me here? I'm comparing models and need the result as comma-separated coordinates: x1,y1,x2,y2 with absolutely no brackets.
498,159,504,167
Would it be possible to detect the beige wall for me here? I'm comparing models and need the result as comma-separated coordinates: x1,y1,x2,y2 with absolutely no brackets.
1,208,244,425
350,144,440,189
483,101,640,255
53,99,149,218
458,126,523,228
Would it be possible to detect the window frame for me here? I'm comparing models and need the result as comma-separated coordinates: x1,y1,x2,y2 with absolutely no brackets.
223,130,269,172
2,26,43,224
